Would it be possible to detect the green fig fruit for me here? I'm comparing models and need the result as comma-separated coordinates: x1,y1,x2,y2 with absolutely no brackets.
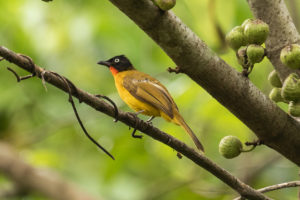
153,0,176,11
280,44,300,69
268,70,282,88
269,88,285,103
288,101,300,117
246,44,265,64
241,19,252,30
226,26,248,51
219,136,243,159
244,19,269,45
281,73,300,102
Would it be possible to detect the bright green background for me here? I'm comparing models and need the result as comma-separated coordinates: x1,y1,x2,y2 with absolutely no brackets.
0,0,299,199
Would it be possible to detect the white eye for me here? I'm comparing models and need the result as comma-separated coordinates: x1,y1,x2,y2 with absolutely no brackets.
114,58,120,63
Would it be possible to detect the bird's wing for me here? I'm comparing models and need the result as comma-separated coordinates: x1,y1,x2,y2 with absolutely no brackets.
123,72,174,118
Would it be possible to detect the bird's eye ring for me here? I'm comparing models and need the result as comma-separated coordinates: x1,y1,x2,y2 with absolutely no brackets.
114,58,120,63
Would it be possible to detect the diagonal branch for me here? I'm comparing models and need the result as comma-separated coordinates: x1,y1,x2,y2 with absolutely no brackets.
258,181,300,194
107,0,300,166
0,46,271,199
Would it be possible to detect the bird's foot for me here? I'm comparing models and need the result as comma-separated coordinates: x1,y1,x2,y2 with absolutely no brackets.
145,116,155,126
129,110,144,139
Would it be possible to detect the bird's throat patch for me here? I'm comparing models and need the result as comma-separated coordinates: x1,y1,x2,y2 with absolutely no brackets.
109,66,119,75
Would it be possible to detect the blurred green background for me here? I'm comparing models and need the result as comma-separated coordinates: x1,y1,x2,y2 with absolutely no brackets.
0,0,299,199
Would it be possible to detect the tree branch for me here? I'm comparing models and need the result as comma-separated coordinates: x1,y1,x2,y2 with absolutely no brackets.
0,46,271,199
106,0,300,166
0,142,97,200
247,0,300,80
234,181,300,200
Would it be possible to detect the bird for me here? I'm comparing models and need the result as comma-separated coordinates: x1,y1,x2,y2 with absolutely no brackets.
97,55,204,152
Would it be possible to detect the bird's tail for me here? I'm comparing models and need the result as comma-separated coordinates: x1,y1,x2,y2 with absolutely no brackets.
175,114,205,152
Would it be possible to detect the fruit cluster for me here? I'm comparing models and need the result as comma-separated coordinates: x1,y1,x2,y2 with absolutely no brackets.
226,19,269,76
269,72,300,117
268,44,300,117
221,19,300,157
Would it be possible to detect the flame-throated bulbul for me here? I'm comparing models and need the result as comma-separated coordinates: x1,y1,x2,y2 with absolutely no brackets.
98,55,204,152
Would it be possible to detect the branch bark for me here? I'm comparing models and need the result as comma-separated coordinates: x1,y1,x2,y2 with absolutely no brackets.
0,142,97,200
0,46,271,200
247,0,300,80
106,0,300,166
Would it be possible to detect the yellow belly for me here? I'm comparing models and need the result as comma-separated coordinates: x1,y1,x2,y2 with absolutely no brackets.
113,71,161,117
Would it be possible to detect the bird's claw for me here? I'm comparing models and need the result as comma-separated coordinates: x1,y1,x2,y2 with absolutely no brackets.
146,116,155,126
129,111,144,139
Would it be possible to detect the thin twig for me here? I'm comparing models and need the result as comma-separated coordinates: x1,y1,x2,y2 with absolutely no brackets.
7,67,21,82
95,94,119,122
50,71,115,160
7,67,35,82
240,139,263,153
245,139,264,147
234,181,300,200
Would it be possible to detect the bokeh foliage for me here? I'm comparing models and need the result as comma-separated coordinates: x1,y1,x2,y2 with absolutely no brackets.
0,0,299,199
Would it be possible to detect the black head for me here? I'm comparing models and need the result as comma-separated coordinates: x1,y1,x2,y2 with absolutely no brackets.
97,55,134,72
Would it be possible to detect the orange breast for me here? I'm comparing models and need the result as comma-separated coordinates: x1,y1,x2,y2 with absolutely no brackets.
109,66,119,75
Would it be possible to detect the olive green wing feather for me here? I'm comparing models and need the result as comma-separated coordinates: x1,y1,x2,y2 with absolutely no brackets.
123,73,174,118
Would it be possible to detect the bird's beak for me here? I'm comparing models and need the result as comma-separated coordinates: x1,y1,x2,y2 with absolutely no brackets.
97,60,111,67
